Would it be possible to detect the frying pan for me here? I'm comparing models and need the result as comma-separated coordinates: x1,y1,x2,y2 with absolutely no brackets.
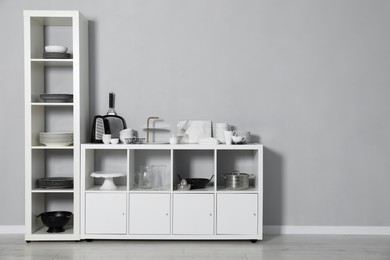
91,92,127,142
177,174,214,189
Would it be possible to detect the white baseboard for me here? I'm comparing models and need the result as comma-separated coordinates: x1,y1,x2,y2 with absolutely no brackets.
0,225,25,234
1,225,390,235
264,225,390,235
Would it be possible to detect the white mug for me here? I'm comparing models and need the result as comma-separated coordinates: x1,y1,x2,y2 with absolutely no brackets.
224,131,233,145
102,134,111,144
231,135,246,144
233,131,250,144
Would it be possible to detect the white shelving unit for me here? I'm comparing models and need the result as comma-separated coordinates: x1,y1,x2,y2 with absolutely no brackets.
81,144,263,242
24,10,89,241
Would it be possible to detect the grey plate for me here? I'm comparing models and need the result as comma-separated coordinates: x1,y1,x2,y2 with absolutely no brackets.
40,94,73,103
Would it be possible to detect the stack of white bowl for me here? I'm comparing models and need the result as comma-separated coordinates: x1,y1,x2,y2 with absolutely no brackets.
119,128,134,143
39,132,73,146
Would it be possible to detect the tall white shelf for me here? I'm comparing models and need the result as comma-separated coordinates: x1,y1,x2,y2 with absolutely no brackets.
81,144,263,242
24,10,89,241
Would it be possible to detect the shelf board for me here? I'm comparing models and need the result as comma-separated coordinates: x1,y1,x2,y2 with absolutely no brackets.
31,102,74,106
173,186,215,193
31,59,73,66
32,188,74,193
86,186,127,192
216,186,258,193
32,226,74,236
130,187,171,193
31,145,74,150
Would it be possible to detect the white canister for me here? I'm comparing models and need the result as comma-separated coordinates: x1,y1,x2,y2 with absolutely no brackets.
214,123,230,144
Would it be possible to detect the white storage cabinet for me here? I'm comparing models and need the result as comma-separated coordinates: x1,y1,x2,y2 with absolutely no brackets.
24,10,89,241
81,144,263,242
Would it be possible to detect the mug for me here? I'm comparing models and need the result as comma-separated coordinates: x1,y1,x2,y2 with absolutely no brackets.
233,131,251,144
224,131,233,145
214,123,231,143
102,134,111,144
231,135,246,144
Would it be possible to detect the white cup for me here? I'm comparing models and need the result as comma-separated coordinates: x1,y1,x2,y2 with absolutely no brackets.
102,134,111,144
224,131,233,145
110,138,119,144
233,131,251,143
214,123,231,143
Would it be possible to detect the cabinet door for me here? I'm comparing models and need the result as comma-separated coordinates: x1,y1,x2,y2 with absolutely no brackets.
173,194,214,235
129,194,170,234
85,193,127,234
217,194,258,235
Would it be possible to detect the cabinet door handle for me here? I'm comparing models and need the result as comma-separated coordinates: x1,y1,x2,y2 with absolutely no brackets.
165,213,169,216
253,213,256,216
209,213,212,216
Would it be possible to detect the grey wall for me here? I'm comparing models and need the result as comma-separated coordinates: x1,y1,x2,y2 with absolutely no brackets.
1,0,389,227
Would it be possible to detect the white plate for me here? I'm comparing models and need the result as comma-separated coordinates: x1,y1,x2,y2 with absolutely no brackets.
41,142,73,147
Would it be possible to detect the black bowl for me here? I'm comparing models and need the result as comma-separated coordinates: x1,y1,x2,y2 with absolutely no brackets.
177,175,214,189
38,211,73,233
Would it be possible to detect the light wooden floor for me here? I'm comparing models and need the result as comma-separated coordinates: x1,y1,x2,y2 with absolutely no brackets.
0,234,389,259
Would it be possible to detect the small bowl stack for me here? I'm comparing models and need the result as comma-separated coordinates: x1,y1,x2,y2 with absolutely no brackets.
39,132,73,147
43,46,71,59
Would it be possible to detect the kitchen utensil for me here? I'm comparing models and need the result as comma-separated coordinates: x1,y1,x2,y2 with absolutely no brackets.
119,128,134,143
233,131,251,144
45,45,68,53
177,179,191,191
40,94,73,103
231,135,246,144
223,170,254,190
213,123,231,143
102,134,111,144
91,171,126,190
177,174,214,189
152,165,167,190
37,211,73,233
169,135,178,144
110,138,119,144
90,92,127,142
103,92,127,138
224,131,233,145
138,166,153,189
39,132,73,146
37,177,73,189
91,116,105,143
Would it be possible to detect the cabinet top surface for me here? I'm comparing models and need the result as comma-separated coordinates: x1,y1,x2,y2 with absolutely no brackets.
81,143,263,150
24,10,82,16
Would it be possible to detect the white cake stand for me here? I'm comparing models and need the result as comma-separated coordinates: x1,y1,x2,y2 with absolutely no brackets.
91,171,126,190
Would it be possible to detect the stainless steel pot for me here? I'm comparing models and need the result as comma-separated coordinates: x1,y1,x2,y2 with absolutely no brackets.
223,170,254,190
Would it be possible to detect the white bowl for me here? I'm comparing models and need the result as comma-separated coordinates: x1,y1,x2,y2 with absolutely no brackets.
45,46,68,53
110,138,119,144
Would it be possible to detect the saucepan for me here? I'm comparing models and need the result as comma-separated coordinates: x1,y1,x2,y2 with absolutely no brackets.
223,170,255,190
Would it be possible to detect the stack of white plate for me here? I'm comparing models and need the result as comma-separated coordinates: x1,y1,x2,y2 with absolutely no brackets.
39,132,73,147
